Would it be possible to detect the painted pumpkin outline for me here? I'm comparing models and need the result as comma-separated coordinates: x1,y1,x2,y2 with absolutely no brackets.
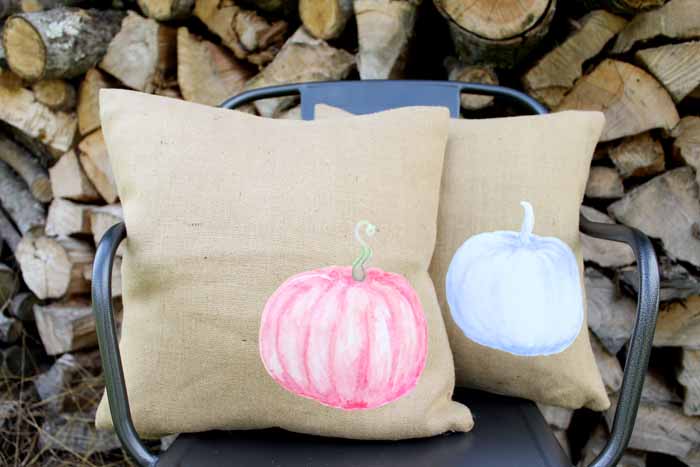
445,202,584,357
259,221,428,410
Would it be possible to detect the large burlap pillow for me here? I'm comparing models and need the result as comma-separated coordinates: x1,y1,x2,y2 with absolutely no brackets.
316,104,609,411
95,90,473,439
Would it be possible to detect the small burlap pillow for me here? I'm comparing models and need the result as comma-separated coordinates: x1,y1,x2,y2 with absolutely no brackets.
95,90,473,439
317,104,609,411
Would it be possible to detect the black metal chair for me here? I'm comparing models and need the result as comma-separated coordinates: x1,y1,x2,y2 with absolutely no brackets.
93,80,661,467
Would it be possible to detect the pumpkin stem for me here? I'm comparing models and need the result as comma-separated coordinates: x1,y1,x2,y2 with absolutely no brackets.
352,220,377,281
519,201,535,244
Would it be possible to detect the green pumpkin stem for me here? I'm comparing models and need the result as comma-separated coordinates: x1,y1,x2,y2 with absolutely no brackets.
352,220,377,281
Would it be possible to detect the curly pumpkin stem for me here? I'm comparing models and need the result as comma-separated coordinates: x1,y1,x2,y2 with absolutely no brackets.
519,201,535,245
352,220,377,281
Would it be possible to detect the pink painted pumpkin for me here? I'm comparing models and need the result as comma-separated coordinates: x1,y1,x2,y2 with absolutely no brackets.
259,222,428,410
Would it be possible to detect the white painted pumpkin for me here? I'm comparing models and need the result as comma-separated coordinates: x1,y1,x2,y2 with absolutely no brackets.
445,201,584,357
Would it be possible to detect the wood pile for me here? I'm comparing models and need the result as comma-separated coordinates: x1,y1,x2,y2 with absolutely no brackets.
0,0,697,465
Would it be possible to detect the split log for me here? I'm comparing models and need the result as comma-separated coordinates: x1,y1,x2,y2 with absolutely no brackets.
536,403,573,431
621,257,700,301
48,150,99,202
444,57,498,110
83,256,121,297
16,232,93,299
672,116,700,185
579,425,647,467
585,267,636,354
99,12,177,93
138,0,194,20
34,353,79,414
636,41,700,103
45,198,93,237
609,167,700,268
31,79,75,111
177,27,252,106
39,412,121,454
591,335,623,394
609,132,665,179
523,10,626,108
0,71,77,155
434,0,557,69
355,0,417,79
245,27,354,117
33,298,96,355
78,130,118,203
0,208,21,252
2,8,124,81
0,134,51,202
585,166,624,199
582,0,666,15
0,160,46,234
9,291,38,321
642,368,681,404
89,204,122,248
613,0,700,53
300,0,352,40
679,349,700,416
194,0,288,66
654,296,700,347
0,262,17,306
581,206,636,267
77,68,116,136
557,59,680,141
0,312,22,343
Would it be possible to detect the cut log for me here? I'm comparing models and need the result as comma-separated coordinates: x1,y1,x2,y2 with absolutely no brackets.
557,59,680,141
245,27,354,117
586,166,624,199
0,208,21,252
34,353,79,414
83,256,121,297
0,0,85,18
300,0,352,40
679,349,700,416
581,206,636,267
99,12,177,93
642,368,681,404
33,298,96,355
672,116,700,186
613,0,700,53
620,257,700,301
31,79,76,111
636,41,700,103
444,57,498,110
138,0,194,20
609,167,700,267
355,0,417,79
89,204,122,249
0,71,77,155
177,27,252,106
591,335,623,394
536,403,573,431
78,130,118,203
582,0,666,15
193,0,288,65
0,312,22,343
579,425,647,467
2,8,124,81
0,134,51,202
0,262,17,306
9,291,38,321
606,397,700,458
609,132,665,179
77,68,116,136
654,296,700,347
16,232,93,299
39,411,121,454
48,150,99,202
45,198,93,237
585,267,636,354
0,160,45,234
523,10,627,109
434,0,557,69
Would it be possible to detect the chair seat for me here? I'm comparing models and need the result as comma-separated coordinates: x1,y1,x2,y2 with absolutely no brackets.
157,388,572,467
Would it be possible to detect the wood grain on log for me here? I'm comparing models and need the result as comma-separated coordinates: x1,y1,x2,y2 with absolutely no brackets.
0,160,45,234
609,167,700,267
444,57,498,110
679,349,700,416
33,298,95,355
16,232,93,299
654,296,700,347
586,166,624,199
48,150,99,202
557,59,680,141
177,27,252,106
581,205,636,267
138,0,194,20
45,198,93,237
3,8,124,81
355,0,417,79
609,132,665,179
672,116,700,185
99,12,177,93
31,79,76,111
0,134,51,202
613,0,700,53
77,68,116,135
434,0,557,68
523,10,626,108
636,41,700,103
78,130,118,203
300,0,352,40
585,267,636,354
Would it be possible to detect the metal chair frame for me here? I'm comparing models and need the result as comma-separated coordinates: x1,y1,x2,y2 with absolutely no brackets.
93,80,660,467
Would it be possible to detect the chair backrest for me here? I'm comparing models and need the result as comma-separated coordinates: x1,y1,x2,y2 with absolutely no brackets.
220,80,547,118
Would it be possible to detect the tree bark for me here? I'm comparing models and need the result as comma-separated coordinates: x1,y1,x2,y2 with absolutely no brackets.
0,134,51,202
0,159,45,234
0,207,21,252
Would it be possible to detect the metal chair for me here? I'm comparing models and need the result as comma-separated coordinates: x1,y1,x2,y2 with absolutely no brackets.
93,80,660,467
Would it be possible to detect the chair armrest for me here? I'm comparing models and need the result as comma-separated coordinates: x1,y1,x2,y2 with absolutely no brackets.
92,222,158,467
579,214,660,467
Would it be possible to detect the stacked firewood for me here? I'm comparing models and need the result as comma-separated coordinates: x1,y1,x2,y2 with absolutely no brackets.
0,0,698,465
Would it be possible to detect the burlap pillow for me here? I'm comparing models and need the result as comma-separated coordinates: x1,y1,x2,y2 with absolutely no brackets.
95,90,473,439
316,104,609,411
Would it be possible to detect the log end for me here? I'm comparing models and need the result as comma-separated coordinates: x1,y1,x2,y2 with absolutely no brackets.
3,16,46,81
300,0,351,40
